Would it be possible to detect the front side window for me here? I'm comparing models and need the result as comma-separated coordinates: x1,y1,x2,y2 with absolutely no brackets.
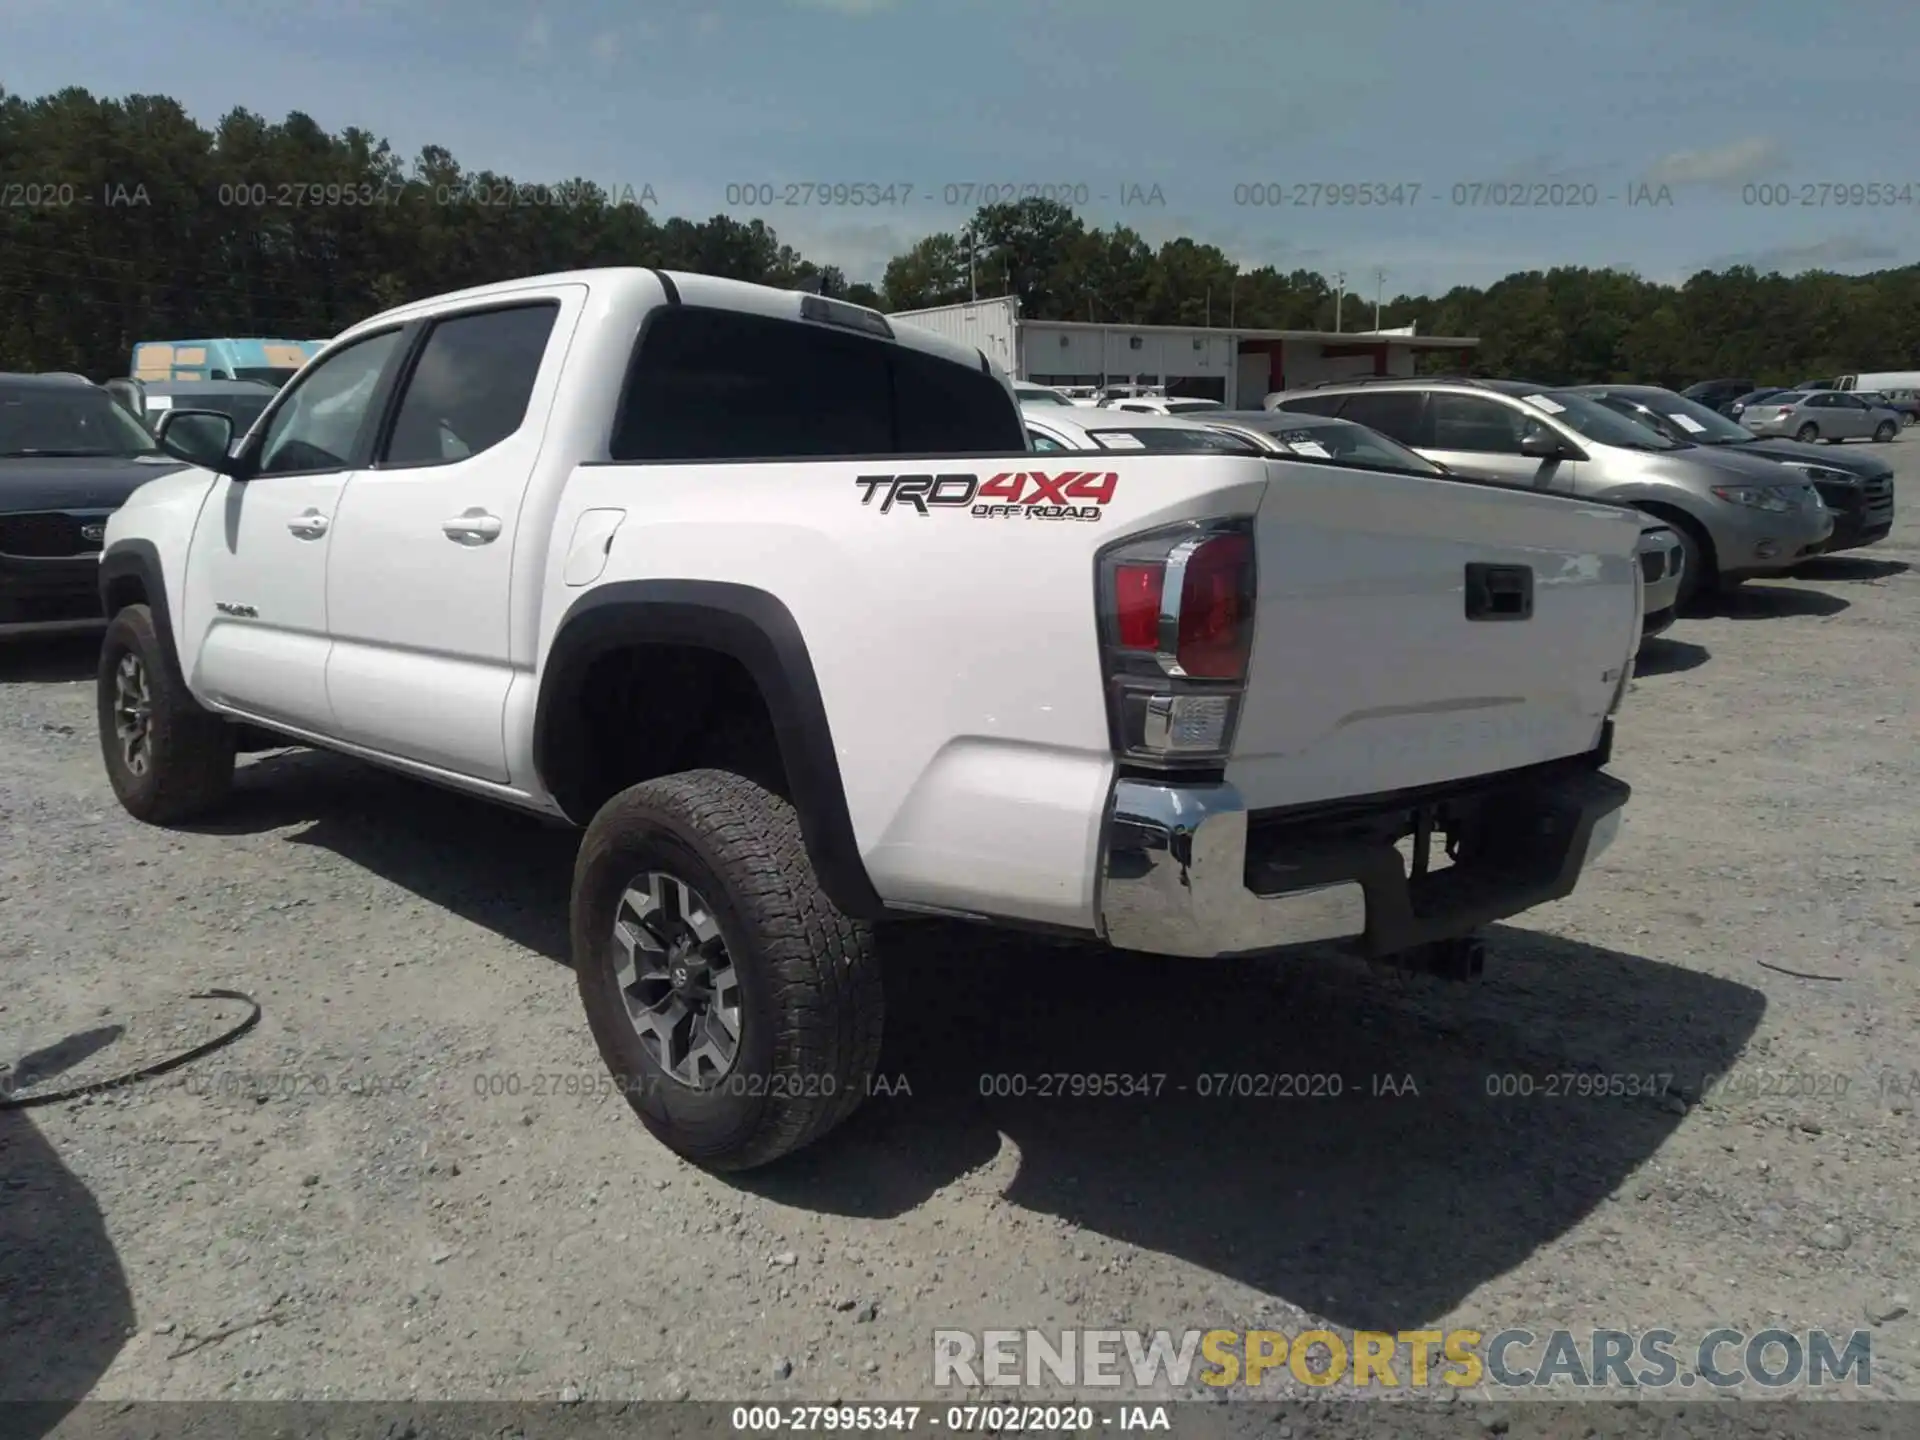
254,331,403,476
1027,428,1066,452
383,304,559,468
611,307,1023,460
1426,393,1531,454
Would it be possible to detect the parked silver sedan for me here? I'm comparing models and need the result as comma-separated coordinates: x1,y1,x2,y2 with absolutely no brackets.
1205,410,1683,639
1740,390,1904,444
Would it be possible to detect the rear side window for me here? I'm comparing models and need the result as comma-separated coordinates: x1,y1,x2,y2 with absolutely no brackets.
1272,393,1346,417
384,303,559,467
1336,390,1426,445
892,343,1025,452
611,307,1023,460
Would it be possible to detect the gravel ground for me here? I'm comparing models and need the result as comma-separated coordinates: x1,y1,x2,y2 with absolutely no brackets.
2,440,1916,1427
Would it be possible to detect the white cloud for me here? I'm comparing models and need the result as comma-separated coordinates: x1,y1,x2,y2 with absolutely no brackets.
1643,137,1785,188
1700,234,1905,275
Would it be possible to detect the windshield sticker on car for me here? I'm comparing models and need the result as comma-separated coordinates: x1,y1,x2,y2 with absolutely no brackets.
1288,439,1333,458
1523,394,1567,414
1092,432,1147,449
145,395,173,411
854,471,1116,522
1667,412,1706,433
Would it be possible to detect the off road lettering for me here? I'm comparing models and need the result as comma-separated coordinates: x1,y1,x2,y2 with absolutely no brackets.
859,471,1117,520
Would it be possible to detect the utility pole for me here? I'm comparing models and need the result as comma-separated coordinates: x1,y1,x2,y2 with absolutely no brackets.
1373,268,1386,332
1334,271,1346,333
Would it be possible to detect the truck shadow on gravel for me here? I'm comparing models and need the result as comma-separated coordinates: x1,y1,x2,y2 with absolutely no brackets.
188,749,579,962
748,924,1767,1336
0,1111,136,1431
188,749,1769,1336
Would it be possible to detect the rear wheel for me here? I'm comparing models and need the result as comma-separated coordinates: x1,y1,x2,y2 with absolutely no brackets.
1794,423,1820,443
1873,420,1897,443
571,769,883,1171
96,605,235,823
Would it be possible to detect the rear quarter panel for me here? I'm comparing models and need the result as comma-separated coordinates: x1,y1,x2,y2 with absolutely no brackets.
542,455,1271,928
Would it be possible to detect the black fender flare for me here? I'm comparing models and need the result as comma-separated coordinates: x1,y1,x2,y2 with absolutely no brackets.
533,580,884,920
98,539,190,688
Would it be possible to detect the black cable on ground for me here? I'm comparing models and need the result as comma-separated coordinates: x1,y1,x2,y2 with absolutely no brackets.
0,988,261,1110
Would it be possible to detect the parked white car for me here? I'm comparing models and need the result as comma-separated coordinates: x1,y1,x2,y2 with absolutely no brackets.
99,267,1641,1170
1102,396,1224,416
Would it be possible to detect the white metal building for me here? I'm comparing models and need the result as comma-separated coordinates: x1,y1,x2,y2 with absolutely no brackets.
888,296,1480,407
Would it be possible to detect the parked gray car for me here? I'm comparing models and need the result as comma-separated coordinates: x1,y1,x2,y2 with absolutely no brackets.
1265,376,1833,608
1571,384,1895,553
1739,389,1904,444
1207,408,1683,637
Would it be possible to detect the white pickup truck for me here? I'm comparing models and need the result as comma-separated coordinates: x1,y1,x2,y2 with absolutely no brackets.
96,268,1640,1169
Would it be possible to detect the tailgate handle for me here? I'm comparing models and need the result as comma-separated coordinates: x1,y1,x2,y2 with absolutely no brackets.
1464,563,1534,621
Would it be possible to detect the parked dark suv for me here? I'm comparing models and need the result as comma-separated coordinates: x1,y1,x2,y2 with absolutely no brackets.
1,374,185,639
1681,378,1758,415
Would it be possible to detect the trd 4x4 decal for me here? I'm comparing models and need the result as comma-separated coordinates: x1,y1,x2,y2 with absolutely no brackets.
854,471,1116,521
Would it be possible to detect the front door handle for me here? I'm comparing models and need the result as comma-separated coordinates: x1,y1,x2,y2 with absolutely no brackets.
287,509,329,539
442,509,502,545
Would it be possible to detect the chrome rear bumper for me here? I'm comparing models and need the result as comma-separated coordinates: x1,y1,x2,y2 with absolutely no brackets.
1098,752,1629,959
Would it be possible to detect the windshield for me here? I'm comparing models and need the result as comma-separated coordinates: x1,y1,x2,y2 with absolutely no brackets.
1162,398,1222,413
0,386,162,457
1081,425,1264,454
235,366,301,387
1237,416,1445,476
1016,389,1071,405
1766,392,1808,405
1522,390,1682,450
1593,389,1756,445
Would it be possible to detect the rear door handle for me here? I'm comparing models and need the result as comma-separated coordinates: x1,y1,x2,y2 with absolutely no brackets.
442,509,502,545
287,509,329,539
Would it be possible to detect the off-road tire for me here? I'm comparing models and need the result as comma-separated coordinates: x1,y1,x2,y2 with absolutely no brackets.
97,604,235,824
571,769,884,1170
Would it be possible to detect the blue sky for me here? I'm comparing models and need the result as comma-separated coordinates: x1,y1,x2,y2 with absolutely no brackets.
6,0,1919,297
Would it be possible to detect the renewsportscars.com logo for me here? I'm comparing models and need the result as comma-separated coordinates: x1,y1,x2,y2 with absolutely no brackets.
932,1326,1875,1392
856,471,1116,521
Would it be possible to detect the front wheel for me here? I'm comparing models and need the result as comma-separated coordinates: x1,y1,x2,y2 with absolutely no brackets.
1873,420,1897,443
96,604,236,823
1662,519,1714,612
1794,423,1820,443
571,770,883,1171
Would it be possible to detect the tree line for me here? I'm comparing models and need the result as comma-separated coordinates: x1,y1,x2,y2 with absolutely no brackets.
4,86,1917,387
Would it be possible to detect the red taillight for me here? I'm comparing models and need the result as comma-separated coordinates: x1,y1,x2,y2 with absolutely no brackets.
1113,563,1165,649
1174,533,1254,678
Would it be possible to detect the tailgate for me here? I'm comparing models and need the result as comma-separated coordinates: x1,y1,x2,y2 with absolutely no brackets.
1227,463,1641,808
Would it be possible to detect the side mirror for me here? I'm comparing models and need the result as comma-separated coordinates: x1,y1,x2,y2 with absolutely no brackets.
154,408,240,474
1519,428,1566,460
